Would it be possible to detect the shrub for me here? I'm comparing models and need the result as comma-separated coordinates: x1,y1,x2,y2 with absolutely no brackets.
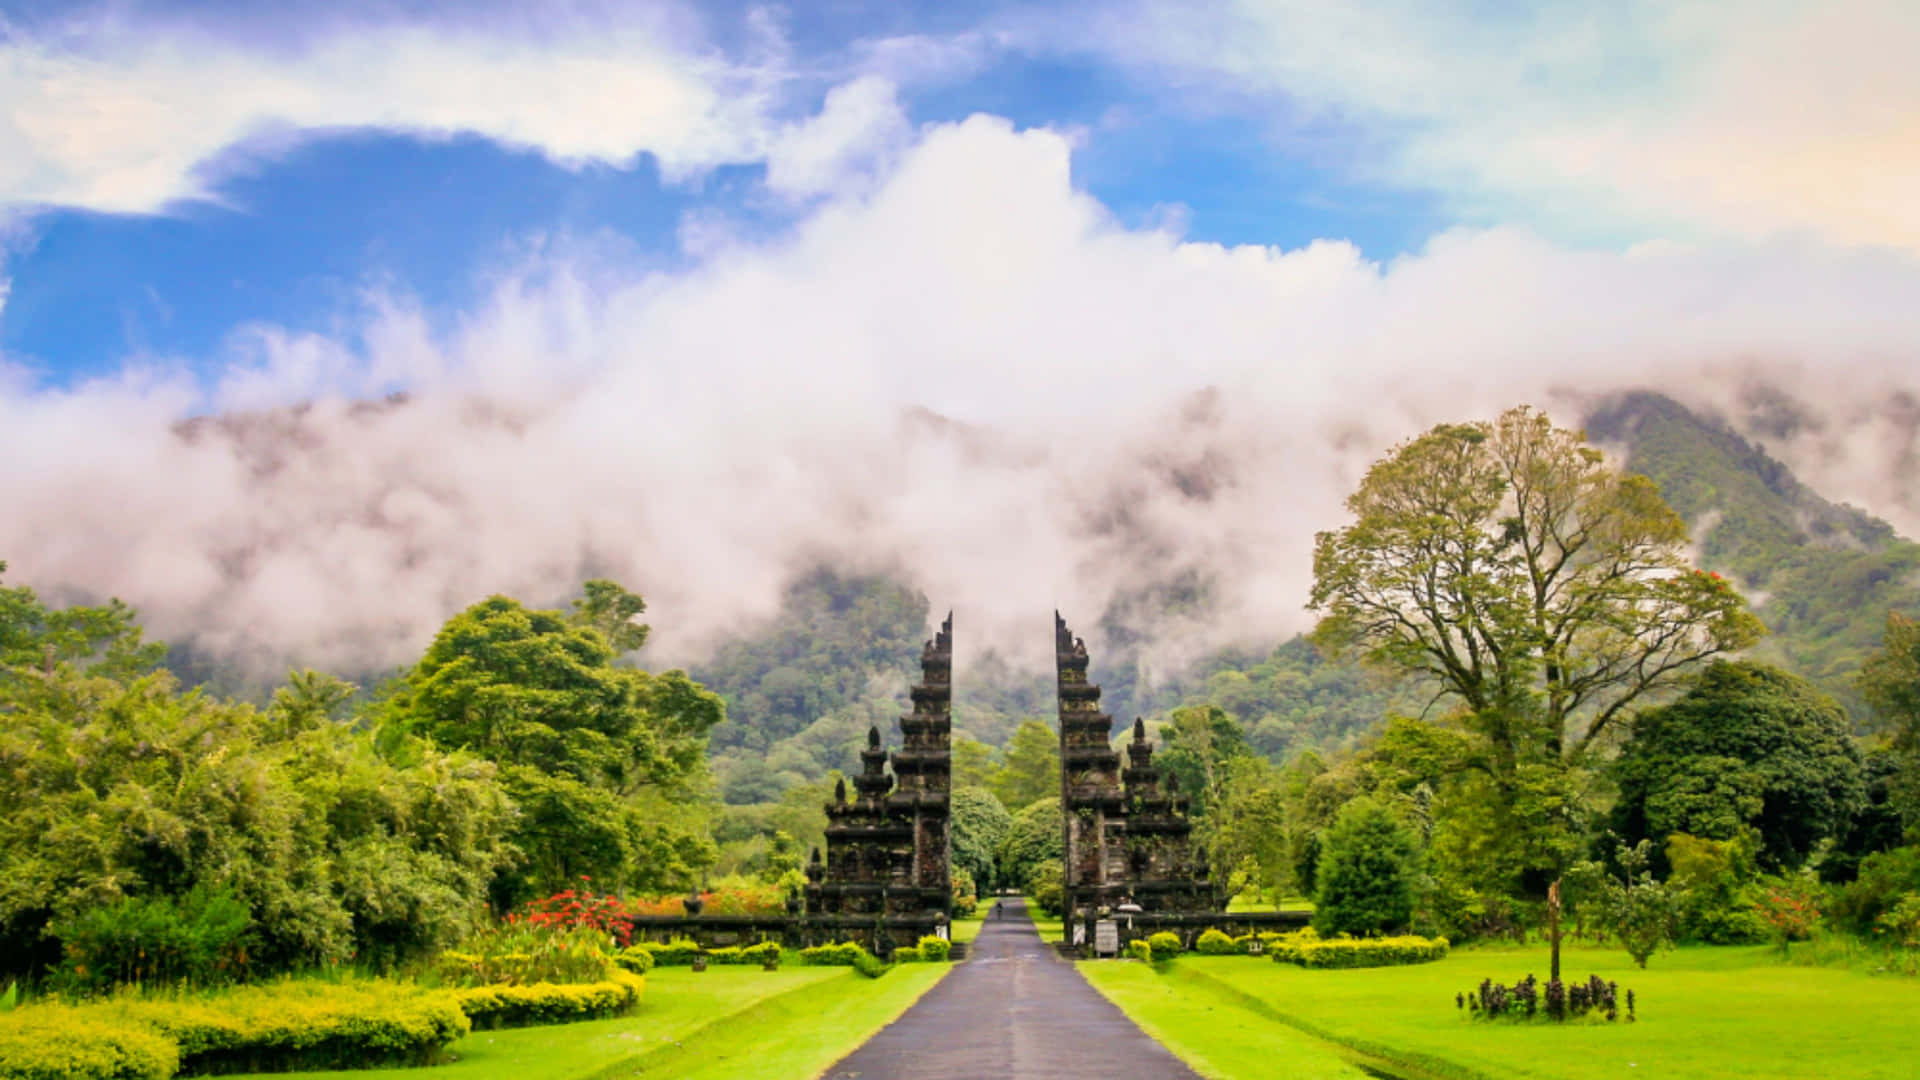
629,939,705,967
951,867,979,918
798,942,870,967
1228,932,1290,956
1755,878,1823,949
454,971,644,1030
851,952,889,979
436,923,613,987
516,888,636,948
1030,862,1064,918
1829,847,1920,935
738,941,782,966
0,1006,179,1080
117,979,469,1074
1272,935,1448,969
1313,799,1421,937
50,886,254,994
613,946,656,975
1459,973,1632,1023
916,936,951,962
1146,932,1182,962
892,947,923,963
1124,939,1152,963
1194,930,1237,955
1876,894,1920,948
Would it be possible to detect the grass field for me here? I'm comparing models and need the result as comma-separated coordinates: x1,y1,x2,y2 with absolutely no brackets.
228,962,950,1080
1081,945,1920,1080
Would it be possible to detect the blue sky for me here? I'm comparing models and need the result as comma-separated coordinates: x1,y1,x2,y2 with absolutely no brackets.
3,1,1919,670
0,0,1712,384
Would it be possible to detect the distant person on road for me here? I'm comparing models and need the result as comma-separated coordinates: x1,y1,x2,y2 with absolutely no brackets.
992,900,1003,920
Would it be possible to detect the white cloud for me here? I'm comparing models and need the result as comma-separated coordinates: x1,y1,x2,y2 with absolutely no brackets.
764,76,909,201
3,115,1919,680
0,6,782,214
1072,0,1920,251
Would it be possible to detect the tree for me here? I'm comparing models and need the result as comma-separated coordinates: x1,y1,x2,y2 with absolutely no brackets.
1591,840,1678,968
1312,798,1422,936
952,738,1000,790
1,559,166,704
951,786,1014,893
393,588,725,904
995,796,1064,891
1612,661,1863,870
1202,756,1290,902
991,719,1060,810
1859,612,1920,836
1310,405,1764,764
1157,704,1253,819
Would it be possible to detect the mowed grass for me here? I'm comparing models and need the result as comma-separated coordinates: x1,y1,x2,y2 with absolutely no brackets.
225,962,950,1080
1088,945,1920,1080
1080,962,1371,1080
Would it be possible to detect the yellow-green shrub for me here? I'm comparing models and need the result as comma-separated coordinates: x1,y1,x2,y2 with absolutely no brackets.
1270,934,1448,969
1194,929,1237,955
1146,932,1182,962
0,1006,179,1080
916,936,951,962
453,971,644,1031
115,980,470,1074
613,946,656,975
798,942,870,966
629,939,704,966
1124,939,1152,963
892,947,924,963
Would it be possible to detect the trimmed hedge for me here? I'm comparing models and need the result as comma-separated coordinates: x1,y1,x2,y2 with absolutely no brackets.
627,939,705,966
699,941,781,966
1195,929,1237,955
1271,934,1449,969
1146,932,1182,962
454,971,644,1031
1124,940,1153,963
0,1007,179,1080
798,942,872,967
0,981,471,1080
613,946,656,975
119,981,469,1075
892,947,924,963
916,936,951,962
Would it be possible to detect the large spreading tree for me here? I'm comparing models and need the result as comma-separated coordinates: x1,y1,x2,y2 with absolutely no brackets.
1310,405,1764,765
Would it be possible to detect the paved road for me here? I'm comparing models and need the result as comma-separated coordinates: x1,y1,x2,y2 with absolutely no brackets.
824,899,1203,1080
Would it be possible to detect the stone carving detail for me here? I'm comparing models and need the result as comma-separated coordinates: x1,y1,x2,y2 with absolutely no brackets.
1056,612,1214,931
806,613,954,947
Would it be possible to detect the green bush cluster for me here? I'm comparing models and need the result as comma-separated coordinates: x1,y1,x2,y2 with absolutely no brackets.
613,946,656,975
0,979,470,1079
892,947,923,962
1270,933,1449,969
626,939,705,966
1229,932,1291,955
1146,932,1182,962
916,936,951,962
797,942,873,966
435,924,614,987
700,941,781,966
851,953,889,979
50,887,254,994
1124,939,1153,963
1194,929,1237,955
453,970,644,1030
0,1007,179,1080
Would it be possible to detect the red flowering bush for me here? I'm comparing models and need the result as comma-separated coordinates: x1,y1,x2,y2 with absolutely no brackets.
518,883,636,947
1755,880,1822,950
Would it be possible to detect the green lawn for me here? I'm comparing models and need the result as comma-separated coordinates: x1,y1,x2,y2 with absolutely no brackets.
1225,895,1313,913
1080,962,1370,1080
227,963,950,1080
1084,945,1920,1080
1021,896,1064,942
950,913,986,944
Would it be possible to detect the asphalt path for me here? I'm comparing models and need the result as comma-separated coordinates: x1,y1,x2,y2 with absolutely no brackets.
823,898,1203,1080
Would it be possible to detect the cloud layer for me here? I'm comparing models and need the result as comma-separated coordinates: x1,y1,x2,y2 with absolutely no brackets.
5,116,1918,681
0,4,785,214
1076,0,1920,251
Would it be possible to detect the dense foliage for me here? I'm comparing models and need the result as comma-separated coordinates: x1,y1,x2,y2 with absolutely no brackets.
1313,799,1421,937
1612,662,1864,869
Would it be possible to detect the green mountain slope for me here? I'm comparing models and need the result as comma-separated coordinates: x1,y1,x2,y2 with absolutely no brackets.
1587,391,1920,714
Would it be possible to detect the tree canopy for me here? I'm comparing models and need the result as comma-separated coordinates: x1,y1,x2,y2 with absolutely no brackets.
1612,661,1864,870
1311,405,1764,763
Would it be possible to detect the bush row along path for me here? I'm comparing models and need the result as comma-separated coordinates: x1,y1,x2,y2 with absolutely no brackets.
824,898,1203,1080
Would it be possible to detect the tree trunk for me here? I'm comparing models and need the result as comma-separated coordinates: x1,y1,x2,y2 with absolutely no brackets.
1547,877,1563,984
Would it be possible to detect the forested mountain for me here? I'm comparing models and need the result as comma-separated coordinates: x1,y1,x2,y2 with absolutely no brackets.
690,391,1918,794
1587,391,1920,715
